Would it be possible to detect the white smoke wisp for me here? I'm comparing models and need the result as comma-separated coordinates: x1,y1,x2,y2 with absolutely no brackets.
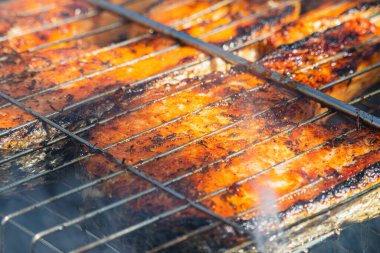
248,185,287,253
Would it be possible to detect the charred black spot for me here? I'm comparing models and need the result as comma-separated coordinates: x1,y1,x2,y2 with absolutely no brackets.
27,79,37,90
36,32,49,42
179,55,196,65
342,2,380,15
65,94,74,102
150,133,177,147
332,61,357,78
275,160,380,227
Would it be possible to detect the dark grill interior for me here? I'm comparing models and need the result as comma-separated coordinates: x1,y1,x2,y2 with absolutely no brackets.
0,0,380,252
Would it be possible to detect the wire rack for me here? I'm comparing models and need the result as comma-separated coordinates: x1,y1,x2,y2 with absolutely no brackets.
0,0,380,252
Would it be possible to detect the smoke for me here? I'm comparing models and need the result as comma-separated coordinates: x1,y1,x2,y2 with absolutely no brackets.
247,185,287,253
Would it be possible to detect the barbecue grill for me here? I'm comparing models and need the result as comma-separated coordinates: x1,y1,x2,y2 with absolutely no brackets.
0,0,380,252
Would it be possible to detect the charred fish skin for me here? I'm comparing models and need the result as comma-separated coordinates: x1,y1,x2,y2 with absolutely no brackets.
266,0,380,50
78,15,380,231
258,18,380,108
0,0,301,154
0,1,93,54
0,0,298,83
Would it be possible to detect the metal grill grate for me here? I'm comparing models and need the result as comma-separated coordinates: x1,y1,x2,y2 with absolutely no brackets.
0,0,380,252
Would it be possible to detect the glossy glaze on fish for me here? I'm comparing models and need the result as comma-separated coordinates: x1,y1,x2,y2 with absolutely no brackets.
0,0,300,152
82,20,380,228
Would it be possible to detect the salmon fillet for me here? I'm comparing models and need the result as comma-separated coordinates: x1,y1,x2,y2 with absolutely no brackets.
0,0,175,66
0,0,301,151
80,17,380,226
266,0,380,49
259,18,380,109
2,16,378,155
0,1,379,251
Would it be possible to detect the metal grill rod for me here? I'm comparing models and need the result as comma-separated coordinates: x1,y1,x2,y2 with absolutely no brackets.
231,174,380,253
17,194,122,253
1,27,376,153
28,21,126,52
0,1,378,251
0,91,245,240
3,83,378,253
26,0,235,53
67,126,359,253
0,1,296,139
1,53,379,199
89,0,380,129
0,0,159,43
0,213,63,253
1,36,377,169
0,0,292,112
0,12,98,43
13,0,142,18
0,0,265,82
18,88,380,251
147,91,380,252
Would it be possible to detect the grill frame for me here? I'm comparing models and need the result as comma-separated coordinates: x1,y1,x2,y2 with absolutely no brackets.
0,0,380,252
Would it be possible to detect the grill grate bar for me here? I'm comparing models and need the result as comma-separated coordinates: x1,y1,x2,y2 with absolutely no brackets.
1,38,378,171
17,194,122,253
229,180,380,253
0,11,99,43
0,92,245,249
89,0,247,64
9,87,379,251
28,21,126,52
0,1,378,252
0,0,292,114
89,0,380,129
0,1,296,140
16,4,61,17
66,126,358,253
68,205,190,253
25,0,235,53
13,0,142,18
0,0,148,43
0,212,63,253
1,52,378,203
143,90,380,252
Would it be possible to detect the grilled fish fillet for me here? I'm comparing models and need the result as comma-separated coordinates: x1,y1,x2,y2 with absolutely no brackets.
4,15,377,152
259,18,380,110
266,0,380,49
0,1,95,53
80,16,380,227
2,1,378,154
0,0,175,65
0,0,301,151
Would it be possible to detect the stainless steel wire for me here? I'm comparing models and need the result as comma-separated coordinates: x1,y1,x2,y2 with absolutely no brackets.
1,1,380,252
1,37,379,226
0,0,296,141
0,35,378,182
10,79,380,252
0,0,157,43
89,0,380,129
